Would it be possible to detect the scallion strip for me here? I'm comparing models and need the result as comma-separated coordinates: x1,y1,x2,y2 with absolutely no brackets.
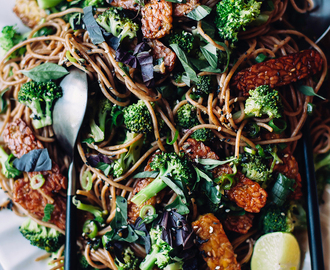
65,50,77,63
81,170,93,191
166,130,179,145
268,119,287,134
30,174,45,190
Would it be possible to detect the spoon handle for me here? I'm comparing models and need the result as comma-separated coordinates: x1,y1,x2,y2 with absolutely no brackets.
303,118,325,270
64,162,77,269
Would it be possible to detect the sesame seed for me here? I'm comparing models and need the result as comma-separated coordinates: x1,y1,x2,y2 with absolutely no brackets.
209,226,214,233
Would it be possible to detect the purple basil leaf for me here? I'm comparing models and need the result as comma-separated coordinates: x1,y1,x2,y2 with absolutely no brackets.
115,49,137,68
133,42,150,55
134,217,151,253
137,52,154,83
87,153,112,167
83,6,105,45
13,149,52,172
101,29,121,50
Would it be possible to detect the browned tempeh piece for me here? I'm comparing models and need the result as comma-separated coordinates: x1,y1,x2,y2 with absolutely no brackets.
3,119,67,229
192,213,241,270
173,0,199,17
223,213,254,234
148,39,177,73
13,0,47,29
231,49,323,96
141,0,173,39
225,173,267,213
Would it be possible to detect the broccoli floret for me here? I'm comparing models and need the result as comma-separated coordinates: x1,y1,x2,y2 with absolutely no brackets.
78,254,98,269
167,30,195,54
131,152,193,206
176,103,198,129
190,128,214,142
0,146,21,179
83,0,107,7
123,100,163,134
112,131,144,178
89,98,113,143
215,0,262,43
72,196,108,223
239,153,271,183
176,103,214,142
195,75,213,96
96,7,139,41
244,85,283,119
261,203,306,234
115,246,140,270
0,25,26,59
140,226,173,270
19,218,64,253
18,81,62,129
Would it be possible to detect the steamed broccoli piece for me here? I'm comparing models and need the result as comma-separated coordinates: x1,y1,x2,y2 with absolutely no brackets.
140,226,173,270
215,0,262,43
167,30,195,54
0,25,26,59
89,98,113,143
123,100,163,134
239,153,271,183
73,196,108,223
113,131,144,178
115,246,140,270
176,103,214,142
18,81,62,129
261,204,307,234
195,75,213,96
244,85,283,119
131,152,193,206
19,218,64,253
84,0,107,7
0,146,21,179
96,7,139,41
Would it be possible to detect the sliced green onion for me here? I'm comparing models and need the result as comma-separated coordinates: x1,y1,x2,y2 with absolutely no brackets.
255,53,267,63
307,103,315,115
65,50,77,63
268,119,287,134
139,205,156,220
166,130,179,145
244,147,256,155
217,174,235,190
30,174,45,190
246,122,260,138
83,219,99,239
256,144,265,157
81,170,93,191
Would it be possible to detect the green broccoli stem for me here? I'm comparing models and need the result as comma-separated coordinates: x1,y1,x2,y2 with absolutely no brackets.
314,153,330,171
139,245,160,270
0,146,9,168
31,99,51,129
131,176,167,206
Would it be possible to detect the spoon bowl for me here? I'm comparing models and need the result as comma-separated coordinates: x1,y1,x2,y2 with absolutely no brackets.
53,67,88,270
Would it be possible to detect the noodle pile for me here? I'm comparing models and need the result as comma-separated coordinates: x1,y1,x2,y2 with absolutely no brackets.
0,0,327,269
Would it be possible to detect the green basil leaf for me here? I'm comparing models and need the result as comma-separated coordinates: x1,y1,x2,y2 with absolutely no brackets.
13,149,52,172
170,44,198,86
200,43,218,69
186,5,212,21
298,85,326,100
161,176,187,204
83,6,105,45
164,196,190,215
0,88,10,114
133,171,159,178
110,196,128,228
200,20,215,39
42,203,55,222
194,167,213,182
82,137,95,144
255,53,267,63
21,63,69,82
197,157,237,169
96,162,112,176
200,180,221,205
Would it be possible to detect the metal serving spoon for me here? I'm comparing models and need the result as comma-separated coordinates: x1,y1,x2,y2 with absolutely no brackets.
53,67,88,270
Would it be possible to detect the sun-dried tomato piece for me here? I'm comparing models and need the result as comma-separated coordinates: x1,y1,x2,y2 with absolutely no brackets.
141,0,173,39
226,173,267,213
223,213,254,234
192,213,241,270
232,49,323,96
